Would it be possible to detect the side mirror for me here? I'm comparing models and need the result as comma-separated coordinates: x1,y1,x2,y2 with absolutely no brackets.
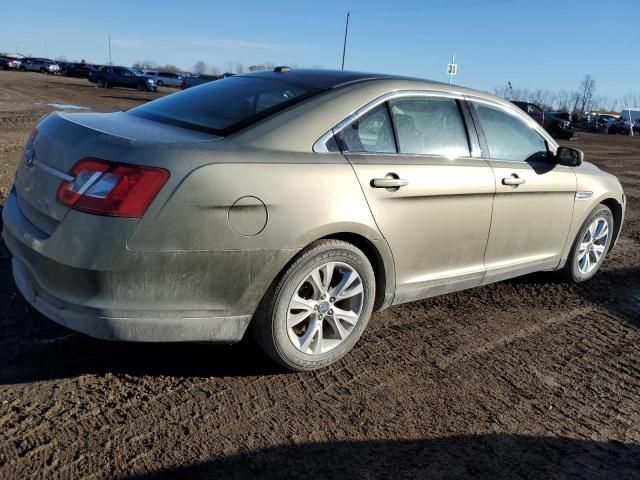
556,146,583,167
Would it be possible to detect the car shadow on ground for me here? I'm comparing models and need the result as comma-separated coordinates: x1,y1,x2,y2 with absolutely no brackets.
505,265,640,328
99,94,161,102
56,82,99,89
120,434,640,480
1,238,638,384
0,249,284,385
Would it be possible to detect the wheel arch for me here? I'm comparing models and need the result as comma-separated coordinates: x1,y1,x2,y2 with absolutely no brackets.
318,232,394,312
600,197,623,250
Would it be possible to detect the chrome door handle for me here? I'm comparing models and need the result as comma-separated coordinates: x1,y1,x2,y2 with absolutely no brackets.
371,178,409,189
502,174,526,186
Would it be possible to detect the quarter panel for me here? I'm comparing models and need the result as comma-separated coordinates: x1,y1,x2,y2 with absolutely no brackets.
127,154,385,315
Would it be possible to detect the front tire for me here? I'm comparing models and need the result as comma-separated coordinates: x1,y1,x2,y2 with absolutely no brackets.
563,204,613,282
253,240,376,371
97,78,107,88
137,81,147,91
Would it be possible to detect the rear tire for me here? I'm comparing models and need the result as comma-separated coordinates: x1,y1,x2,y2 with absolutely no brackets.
253,239,376,371
563,204,613,283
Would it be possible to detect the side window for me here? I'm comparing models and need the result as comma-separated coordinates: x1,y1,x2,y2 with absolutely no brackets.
389,97,470,157
336,105,396,153
528,104,542,115
473,103,548,162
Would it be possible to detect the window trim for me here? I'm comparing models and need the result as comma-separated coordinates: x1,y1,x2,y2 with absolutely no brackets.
464,95,558,160
314,90,478,159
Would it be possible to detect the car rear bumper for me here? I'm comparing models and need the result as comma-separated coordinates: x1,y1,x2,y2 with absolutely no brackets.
1,188,293,342
10,256,251,342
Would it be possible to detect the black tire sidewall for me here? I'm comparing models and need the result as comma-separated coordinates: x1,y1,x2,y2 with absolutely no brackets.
566,205,613,282
259,241,376,371
97,78,106,88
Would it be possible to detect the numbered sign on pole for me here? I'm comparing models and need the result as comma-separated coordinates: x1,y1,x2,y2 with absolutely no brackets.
447,63,457,76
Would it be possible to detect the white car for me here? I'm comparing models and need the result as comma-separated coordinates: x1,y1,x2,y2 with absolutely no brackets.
19,58,60,74
142,71,183,87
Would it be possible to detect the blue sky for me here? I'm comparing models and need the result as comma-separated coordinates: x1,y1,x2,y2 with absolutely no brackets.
2,0,638,98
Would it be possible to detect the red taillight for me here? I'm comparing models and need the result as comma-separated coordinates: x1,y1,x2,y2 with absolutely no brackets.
57,158,169,217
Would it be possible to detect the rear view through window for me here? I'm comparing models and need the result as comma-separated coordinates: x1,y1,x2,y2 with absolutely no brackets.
389,97,469,158
129,75,320,135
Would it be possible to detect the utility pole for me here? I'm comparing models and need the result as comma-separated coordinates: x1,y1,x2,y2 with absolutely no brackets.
108,34,112,65
341,11,350,70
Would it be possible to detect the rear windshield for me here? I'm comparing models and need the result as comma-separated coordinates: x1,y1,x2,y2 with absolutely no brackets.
129,75,322,136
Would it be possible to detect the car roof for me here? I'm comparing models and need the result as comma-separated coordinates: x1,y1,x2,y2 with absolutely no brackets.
236,68,434,90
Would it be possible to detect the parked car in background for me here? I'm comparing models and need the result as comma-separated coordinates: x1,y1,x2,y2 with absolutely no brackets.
588,114,616,133
607,117,631,135
89,66,157,91
63,62,95,79
511,101,544,126
180,74,219,89
544,111,575,139
3,68,625,371
143,71,183,87
634,119,640,134
19,58,61,74
1,55,22,70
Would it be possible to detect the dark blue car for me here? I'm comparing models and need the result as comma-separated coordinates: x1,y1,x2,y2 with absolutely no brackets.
89,66,157,91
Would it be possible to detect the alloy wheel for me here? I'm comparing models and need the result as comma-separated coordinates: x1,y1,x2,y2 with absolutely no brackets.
577,217,609,274
287,261,364,355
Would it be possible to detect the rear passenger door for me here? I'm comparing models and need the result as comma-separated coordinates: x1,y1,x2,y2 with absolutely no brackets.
468,99,576,283
339,93,495,304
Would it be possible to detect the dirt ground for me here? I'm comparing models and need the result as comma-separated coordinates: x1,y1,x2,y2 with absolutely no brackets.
0,71,639,479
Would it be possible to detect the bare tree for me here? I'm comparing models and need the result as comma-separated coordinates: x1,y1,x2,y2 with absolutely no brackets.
570,92,581,113
620,92,640,108
224,60,233,74
210,65,221,76
493,85,510,98
579,75,596,113
161,64,180,74
554,90,572,111
193,60,207,75
55,56,67,62
133,60,158,70
235,62,245,74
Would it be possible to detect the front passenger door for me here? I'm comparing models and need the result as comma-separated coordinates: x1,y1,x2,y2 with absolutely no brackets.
469,100,577,283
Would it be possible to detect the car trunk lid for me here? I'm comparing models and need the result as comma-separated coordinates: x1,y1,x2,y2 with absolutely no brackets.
14,111,218,235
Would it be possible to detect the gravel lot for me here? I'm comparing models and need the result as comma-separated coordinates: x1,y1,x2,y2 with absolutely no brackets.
0,71,639,479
